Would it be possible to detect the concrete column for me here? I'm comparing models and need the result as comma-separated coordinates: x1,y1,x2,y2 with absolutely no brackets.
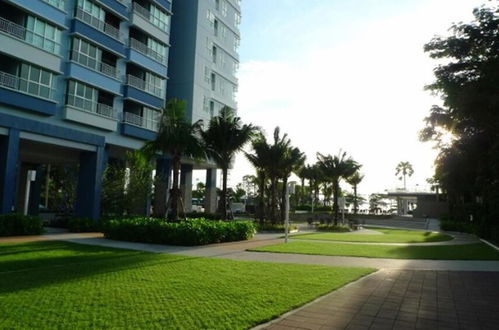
0,129,19,214
180,164,193,213
154,158,171,218
16,163,43,215
28,165,43,216
75,147,106,220
205,169,217,214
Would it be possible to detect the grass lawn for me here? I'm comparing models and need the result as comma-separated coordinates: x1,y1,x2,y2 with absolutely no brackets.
291,228,452,243
0,241,373,329
250,241,499,260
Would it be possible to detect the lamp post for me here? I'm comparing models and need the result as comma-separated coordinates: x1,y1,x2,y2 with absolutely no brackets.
284,181,296,243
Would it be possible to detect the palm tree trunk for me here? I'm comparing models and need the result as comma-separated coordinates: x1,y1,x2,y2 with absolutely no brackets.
281,177,288,223
300,177,305,204
332,179,339,225
169,156,181,222
221,167,228,220
270,177,278,224
353,185,358,215
258,172,265,225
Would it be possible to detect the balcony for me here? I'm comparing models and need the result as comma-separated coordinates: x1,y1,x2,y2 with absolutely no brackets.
0,70,57,115
0,17,61,72
121,111,158,140
75,7,120,40
8,0,66,25
130,2,170,43
64,95,118,131
127,38,168,77
126,74,162,98
129,38,167,65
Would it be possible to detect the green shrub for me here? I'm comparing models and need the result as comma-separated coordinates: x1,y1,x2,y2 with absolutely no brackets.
184,212,223,220
257,223,298,232
68,218,99,233
0,214,43,236
440,220,476,234
102,218,256,246
316,224,350,232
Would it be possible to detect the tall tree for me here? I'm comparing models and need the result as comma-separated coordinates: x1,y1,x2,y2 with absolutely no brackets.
279,145,305,222
395,161,414,190
245,134,272,224
201,107,257,220
346,171,364,215
143,98,205,221
317,151,360,225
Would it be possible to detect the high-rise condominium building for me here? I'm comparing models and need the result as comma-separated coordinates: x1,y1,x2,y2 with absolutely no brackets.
0,0,241,219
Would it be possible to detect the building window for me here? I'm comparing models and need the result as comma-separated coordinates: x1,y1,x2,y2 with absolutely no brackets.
149,4,170,32
234,37,240,52
215,0,220,10
212,46,217,63
25,16,62,54
145,72,164,96
18,63,55,100
147,37,167,59
214,19,219,37
211,73,216,91
67,80,97,112
43,0,65,11
204,66,211,84
209,100,215,118
203,96,210,112
71,37,102,71
77,0,105,21
221,0,228,17
234,12,241,27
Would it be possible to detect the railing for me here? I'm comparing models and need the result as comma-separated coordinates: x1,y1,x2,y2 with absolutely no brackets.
67,95,117,119
129,38,167,64
70,50,119,78
123,111,159,132
0,17,61,54
132,2,168,32
126,74,163,97
75,7,121,41
42,0,66,11
0,70,56,100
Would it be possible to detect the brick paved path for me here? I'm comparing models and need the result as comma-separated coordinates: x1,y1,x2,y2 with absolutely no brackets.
259,269,499,330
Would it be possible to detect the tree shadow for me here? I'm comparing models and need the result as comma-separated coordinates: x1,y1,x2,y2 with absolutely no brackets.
0,241,197,295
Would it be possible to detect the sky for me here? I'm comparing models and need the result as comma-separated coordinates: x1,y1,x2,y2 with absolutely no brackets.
196,0,487,196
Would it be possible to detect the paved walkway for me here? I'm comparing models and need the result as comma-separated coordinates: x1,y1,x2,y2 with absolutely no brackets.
257,269,499,330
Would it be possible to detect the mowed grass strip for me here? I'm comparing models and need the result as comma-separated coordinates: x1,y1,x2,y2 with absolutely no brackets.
291,228,452,243
250,241,499,260
0,241,374,329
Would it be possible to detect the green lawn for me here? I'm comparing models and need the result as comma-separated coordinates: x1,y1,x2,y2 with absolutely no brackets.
0,241,373,329
291,228,452,243
251,241,499,260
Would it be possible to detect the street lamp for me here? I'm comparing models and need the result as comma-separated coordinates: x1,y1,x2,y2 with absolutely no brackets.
284,181,296,243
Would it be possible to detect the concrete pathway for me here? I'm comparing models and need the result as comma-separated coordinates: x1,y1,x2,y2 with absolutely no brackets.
256,269,499,330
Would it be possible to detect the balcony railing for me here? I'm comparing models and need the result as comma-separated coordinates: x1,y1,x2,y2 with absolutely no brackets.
0,17,61,54
0,70,56,100
129,38,167,64
42,0,66,11
132,2,168,32
75,8,122,41
123,111,159,132
67,94,117,119
70,50,119,79
126,74,163,97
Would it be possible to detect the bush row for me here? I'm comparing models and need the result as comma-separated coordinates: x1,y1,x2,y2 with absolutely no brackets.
316,224,351,232
102,218,256,246
0,214,44,236
257,223,298,232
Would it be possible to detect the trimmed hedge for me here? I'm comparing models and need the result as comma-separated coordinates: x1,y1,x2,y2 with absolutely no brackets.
103,217,256,246
0,214,44,236
440,220,475,234
257,223,298,232
68,218,99,233
316,224,351,232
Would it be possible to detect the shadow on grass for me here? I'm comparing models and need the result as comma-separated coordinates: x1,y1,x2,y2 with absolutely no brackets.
0,241,196,295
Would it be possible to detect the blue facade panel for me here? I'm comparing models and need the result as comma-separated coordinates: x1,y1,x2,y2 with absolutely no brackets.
75,147,105,220
8,0,66,27
127,49,168,77
71,20,126,56
121,123,157,140
66,62,122,95
0,88,56,116
154,0,172,12
124,86,163,109
0,112,105,146
99,0,128,18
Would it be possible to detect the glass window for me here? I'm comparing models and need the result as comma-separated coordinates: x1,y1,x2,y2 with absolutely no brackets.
150,4,169,32
24,15,61,54
67,80,97,112
17,63,54,99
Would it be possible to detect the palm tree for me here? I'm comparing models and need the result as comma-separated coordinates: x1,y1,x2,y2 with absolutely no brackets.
395,161,414,190
346,171,364,215
279,146,305,222
143,98,205,221
201,107,257,220
245,134,272,224
317,151,360,225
